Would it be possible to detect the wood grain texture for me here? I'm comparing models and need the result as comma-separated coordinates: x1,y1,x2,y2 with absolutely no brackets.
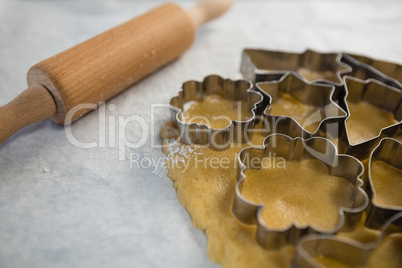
0,85,56,143
27,3,195,125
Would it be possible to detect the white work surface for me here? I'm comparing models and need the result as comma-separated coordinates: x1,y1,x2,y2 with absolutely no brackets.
0,0,401,267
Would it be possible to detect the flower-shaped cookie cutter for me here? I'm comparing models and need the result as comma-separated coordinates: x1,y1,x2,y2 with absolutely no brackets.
169,75,265,150
240,48,352,86
232,133,369,250
338,76,402,159
364,138,402,229
294,212,402,268
255,72,347,141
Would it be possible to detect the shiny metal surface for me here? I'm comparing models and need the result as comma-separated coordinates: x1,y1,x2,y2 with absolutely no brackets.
294,212,402,268
169,75,265,150
232,133,369,250
256,72,347,140
365,138,402,229
240,49,351,85
339,77,402,159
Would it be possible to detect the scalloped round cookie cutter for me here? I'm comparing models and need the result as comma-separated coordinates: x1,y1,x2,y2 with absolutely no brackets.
169,74,266,150
293,211,402,268
232,133,369,250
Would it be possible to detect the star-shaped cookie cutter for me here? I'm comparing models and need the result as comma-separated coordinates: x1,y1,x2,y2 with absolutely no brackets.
240,48,352,86
294,212,402,268
338,76,402,159
255,72,347,141
364,138,402,229
232,133,369,250
169,74,265,150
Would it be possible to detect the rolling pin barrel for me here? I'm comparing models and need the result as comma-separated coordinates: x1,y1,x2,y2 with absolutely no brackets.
28,3,195,124
0,0,233,144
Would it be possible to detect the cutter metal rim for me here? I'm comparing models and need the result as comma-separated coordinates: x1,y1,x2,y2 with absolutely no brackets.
256,72,348,138
341,76,402,158
365,137,402,229
294,211,402,268
341,53,402,91
233,133,369,250
241,48,353,86
169,74,265,150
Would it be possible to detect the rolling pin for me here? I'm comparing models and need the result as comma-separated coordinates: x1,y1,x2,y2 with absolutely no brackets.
0,0,233,144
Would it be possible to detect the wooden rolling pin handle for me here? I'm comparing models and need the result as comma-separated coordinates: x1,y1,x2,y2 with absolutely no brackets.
188,0,234,28
0,85,56,144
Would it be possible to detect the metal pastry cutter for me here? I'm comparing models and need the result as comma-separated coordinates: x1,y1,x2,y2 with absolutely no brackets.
232,133,369,250
169,75,265,150
240,48,352,86
341,53,402,91
364,138,402,229
338,77,402,159
255,72,347,140
294,212,402,268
